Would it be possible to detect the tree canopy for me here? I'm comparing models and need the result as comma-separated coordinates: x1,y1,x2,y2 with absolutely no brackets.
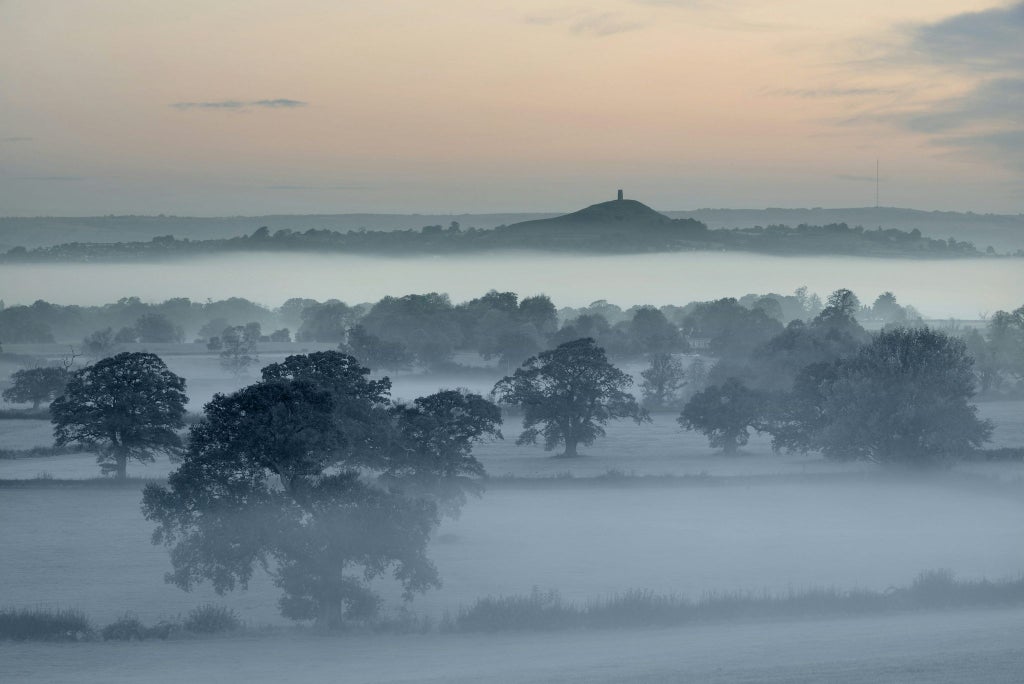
51,352,187,479
2,366,69,410
493,338,649,457
143,352,500,627
776,327,991,466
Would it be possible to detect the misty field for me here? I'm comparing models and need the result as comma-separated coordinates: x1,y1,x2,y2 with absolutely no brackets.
3,365,1024,682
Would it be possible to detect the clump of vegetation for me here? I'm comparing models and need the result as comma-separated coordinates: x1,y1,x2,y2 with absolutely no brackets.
101,614,148,641
100,613,179,641
182,604,240,634
0,607,93,641
443,571,1024,633
443,588,575,632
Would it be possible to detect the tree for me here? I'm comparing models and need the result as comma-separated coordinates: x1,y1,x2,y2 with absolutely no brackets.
143,379,440,627
780,327,991,466
343,325,413,371
260,351,394,466
2,366,69,410
679,378,766,454
493,338,649,457
297,301,354,343
51,352,187,479
134,312,184,344
218,324,259,376
387,389,502,517
629,307,686,356
82,328,117,358
142,355,496,627
640,353,687,410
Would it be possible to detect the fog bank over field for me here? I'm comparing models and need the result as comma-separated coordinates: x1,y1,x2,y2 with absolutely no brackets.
2,252,1020,319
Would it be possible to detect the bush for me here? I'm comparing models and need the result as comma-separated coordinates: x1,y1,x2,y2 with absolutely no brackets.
183,604,240,634
443,588,576,632
0,607,93,641
101,613,179,641
101,614,147,641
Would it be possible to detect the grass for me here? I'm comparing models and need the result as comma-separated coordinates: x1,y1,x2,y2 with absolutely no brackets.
182,604,241,634
441,570,1024,633
0,408,51,420
0,445,90,460
0,604,243,642
0,607,93,641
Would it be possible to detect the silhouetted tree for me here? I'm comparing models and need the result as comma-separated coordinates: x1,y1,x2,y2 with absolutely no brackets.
219,324,260,376
494,338,649,457
82,328,117,358
142,377,440,627
297,301,354,343
51,352,187,479
387,389,501,517
134,312,184,344
679,378,766,454
3,366,69,410
778,328,991,466
343,325,413,371
640,353,687,410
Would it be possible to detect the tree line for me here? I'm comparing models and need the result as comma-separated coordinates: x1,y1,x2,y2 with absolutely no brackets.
1,218,990,262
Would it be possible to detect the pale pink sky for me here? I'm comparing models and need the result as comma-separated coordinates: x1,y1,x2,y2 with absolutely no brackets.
1,0,1020,215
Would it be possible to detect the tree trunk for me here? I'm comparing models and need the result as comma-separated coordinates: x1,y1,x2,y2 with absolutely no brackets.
32,399,41,410
116,453,127,481
722,434,738,455
561,437,579,458
317,601,343,630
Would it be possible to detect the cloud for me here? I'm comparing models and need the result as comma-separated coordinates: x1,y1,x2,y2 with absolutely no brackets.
772,87,902,99
171,99,307,110
909,2,1024,72
3,136,33,142
264,184,368,191
851,4,1024,174
899,78,1024,134
836,174,881,183
20,176,84,182
570,12,645,36
524,9,645,37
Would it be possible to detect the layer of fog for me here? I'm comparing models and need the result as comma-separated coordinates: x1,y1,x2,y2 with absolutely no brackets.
8,608,1024,684
4,480,1024,628
2,252,1020,319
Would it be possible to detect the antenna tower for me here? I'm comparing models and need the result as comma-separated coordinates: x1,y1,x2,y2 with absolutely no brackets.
875,159,879,208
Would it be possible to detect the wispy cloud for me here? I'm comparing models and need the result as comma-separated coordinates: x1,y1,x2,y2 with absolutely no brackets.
171,98,308,110
19,176,84,182
908,2,1024,73
524,9,645,37
836,174,882,183
264,184,368,191
772,87,901,99
3,136,33,142
852,3,1024,174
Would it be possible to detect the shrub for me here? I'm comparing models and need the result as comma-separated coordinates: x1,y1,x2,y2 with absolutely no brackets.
183,604,240,634
443,588,576,632
101,613,178,641
0,607,93,641
101,614,147,641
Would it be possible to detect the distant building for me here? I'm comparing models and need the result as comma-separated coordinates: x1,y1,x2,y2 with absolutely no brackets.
617,189,624,200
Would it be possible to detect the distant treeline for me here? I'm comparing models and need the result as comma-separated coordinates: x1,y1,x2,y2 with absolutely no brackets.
0,220,991,262
2,288,1021,404
0,287,945,366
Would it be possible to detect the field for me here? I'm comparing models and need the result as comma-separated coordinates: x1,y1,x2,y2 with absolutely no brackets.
2,356,1024,682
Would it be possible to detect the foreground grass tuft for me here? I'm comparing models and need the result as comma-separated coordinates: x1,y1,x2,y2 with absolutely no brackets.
0,607,94,641
442,571,1024,633
183,604,241,634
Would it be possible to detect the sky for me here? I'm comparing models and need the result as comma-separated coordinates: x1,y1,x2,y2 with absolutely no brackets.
0,0,1021,216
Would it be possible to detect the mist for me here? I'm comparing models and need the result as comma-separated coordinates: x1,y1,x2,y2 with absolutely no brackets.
2,251,1020,319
